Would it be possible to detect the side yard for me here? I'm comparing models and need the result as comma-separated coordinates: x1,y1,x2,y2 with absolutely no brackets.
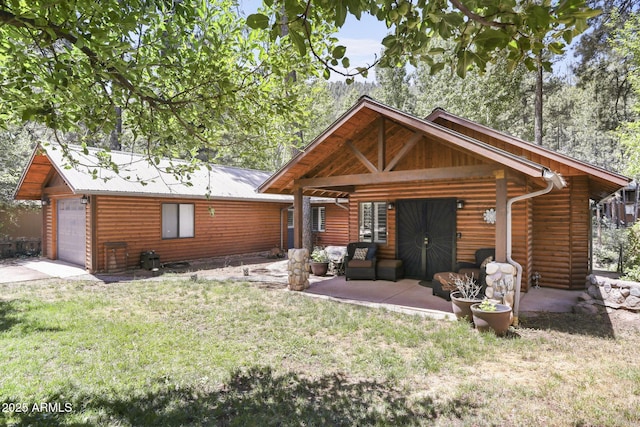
1,278,639,426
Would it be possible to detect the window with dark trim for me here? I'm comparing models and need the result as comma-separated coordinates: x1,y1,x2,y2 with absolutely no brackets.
312,206,325,232
162,203,195,239
359,201,387,243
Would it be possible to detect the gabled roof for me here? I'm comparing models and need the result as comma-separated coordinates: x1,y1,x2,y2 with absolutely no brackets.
258,96,630,200
14,143,292,202
426,108,630,200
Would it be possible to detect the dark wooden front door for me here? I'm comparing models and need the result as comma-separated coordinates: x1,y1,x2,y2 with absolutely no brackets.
397,198,456,280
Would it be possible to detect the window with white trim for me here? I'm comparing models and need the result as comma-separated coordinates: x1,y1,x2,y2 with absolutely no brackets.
162,203,195,239
359,202,387,243
312,206,325,232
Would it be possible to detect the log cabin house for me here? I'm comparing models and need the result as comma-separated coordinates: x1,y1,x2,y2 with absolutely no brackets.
14,143,348,273
259,96,631,291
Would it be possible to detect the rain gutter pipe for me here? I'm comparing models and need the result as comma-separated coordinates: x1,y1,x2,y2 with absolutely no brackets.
507,169,565,326
334,198,349,210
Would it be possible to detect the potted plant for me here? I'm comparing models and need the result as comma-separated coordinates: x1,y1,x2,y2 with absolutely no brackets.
310,247,329,276
449,273,483,323
470,299,513,336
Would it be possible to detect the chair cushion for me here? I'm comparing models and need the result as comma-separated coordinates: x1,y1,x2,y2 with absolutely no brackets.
353,247,368,260
365,245,377,260
348,259,373,268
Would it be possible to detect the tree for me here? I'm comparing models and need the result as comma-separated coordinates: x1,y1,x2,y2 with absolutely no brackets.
0,0,318,171
0,0,601,175
372,62,416,113
612,12,640,178
249,0,599,81
413,55,527,134
0,123,46,234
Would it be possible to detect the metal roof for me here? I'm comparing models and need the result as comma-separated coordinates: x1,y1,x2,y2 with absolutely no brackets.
33,143,294,202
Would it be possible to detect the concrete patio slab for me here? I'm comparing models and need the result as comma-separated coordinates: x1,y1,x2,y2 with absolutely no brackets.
306,277,455,317
305,275,583,318
1,258,94,283
518,286,583,314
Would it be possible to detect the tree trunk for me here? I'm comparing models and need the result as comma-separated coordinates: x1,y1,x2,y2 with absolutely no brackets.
109,106,122,151
282,13,312,253
534,59,543,146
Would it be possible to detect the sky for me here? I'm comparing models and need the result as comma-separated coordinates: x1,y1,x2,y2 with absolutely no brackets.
238,0,388,81
237,1,577,82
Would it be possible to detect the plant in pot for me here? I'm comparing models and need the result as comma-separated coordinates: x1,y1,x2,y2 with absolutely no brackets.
310,247,329,276
470,299,513,336
450,273,484,323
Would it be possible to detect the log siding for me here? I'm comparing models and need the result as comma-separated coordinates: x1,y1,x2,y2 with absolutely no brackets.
92,195,291,272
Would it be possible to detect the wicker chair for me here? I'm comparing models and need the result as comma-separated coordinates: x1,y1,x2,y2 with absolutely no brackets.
432,248,495,300
345,242,377,281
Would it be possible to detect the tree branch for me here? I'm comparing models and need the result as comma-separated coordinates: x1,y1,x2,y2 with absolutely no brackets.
449,0,513,28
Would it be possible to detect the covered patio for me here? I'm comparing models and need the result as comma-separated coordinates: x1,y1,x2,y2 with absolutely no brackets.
303,274,583,319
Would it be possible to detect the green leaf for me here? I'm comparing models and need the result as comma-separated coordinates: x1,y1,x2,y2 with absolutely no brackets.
548,42,564,55
381,35,397,49
335,3,347,27
288,30,307,56
246,14,269,30
332,45,347,59
429,62,445,75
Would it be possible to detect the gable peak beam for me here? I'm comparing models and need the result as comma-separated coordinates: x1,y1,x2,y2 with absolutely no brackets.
384,131,423,172
378,116,385,172
346,140,378,174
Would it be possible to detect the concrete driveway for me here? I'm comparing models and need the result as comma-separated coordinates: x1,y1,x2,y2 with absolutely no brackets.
0,258,93,283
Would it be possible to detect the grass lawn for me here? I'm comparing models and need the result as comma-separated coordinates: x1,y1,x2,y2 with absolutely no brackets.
1,278,639,426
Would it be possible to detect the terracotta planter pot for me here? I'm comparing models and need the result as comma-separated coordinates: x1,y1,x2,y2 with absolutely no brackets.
450,291,482,323
310,262,329,276
470,303,513,336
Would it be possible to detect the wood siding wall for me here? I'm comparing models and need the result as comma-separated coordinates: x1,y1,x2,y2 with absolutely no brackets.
43,203,53,259
93,196,290,272
346,177,532,289
532,176,590,289
315,202,349,247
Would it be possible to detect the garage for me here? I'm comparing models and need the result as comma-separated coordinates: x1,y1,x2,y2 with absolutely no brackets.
57,198,86,266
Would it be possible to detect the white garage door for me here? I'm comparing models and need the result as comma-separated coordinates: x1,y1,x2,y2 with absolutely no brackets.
57,198,86,266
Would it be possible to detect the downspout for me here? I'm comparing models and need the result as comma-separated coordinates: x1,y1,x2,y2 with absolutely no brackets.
507,169,565,326
334,198,348,210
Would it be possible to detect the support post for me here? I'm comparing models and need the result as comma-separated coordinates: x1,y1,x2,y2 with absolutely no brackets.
495,171,507,263
293,186,303,248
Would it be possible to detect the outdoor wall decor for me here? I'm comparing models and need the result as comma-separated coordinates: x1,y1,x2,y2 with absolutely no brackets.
483,208,496,224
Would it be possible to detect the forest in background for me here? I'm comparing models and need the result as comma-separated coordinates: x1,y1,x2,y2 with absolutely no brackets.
1,1,639,204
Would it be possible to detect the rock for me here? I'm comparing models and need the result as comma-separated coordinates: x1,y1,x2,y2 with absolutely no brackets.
626,296,640,309
500,264,515,274
574,303,599,315
485,263,499,275
608,289,626,305
578,292,592,302
630,286,640,297
603,300,622,309
588,285,602,300
621,288,631,298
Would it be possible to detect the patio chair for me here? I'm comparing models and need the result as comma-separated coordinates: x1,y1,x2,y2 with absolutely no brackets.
345,242,377,281
432,248,495,300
